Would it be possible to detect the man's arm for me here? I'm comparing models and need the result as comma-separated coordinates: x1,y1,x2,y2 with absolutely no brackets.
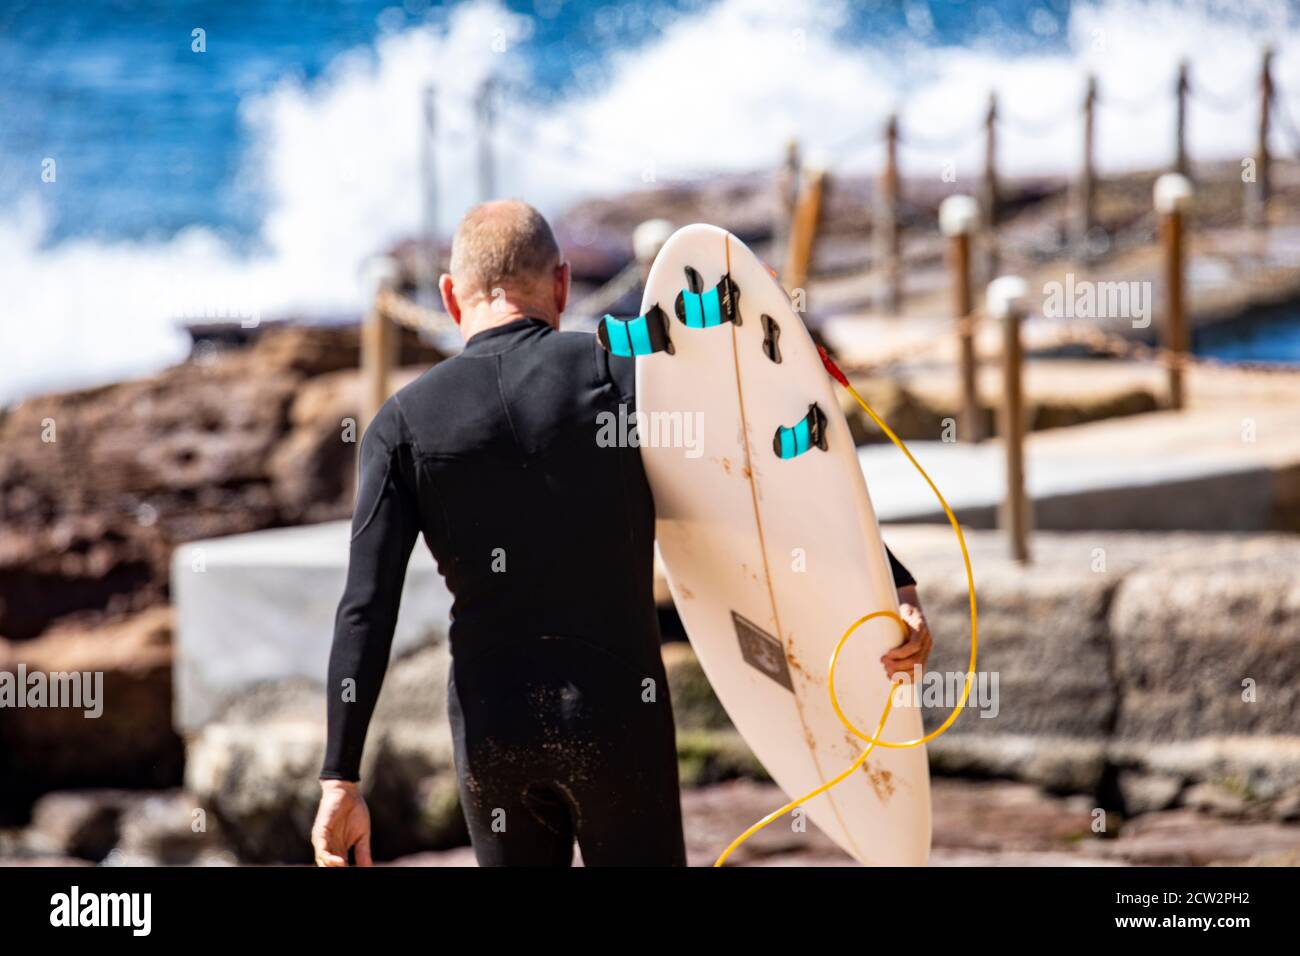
320,404,420,782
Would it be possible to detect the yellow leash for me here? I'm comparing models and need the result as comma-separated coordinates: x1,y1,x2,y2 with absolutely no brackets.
713,352,979,867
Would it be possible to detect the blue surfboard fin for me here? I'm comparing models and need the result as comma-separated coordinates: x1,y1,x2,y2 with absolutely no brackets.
773,403,829,459
597,304,674,357
674,272,741,329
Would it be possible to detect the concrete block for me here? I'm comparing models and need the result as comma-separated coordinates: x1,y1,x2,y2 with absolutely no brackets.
171,521,452,731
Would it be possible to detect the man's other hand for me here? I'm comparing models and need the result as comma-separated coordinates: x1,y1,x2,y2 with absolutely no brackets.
881,584,933,679
312,780,373,867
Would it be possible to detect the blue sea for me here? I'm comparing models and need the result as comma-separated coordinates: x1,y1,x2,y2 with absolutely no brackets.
1,0,1297,399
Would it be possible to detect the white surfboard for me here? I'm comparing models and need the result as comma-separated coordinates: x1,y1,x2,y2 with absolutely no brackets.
629,224,930,866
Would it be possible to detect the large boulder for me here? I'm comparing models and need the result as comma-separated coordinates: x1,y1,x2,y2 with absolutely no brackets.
0,607,180,809
184,642,463,863
0,325,442,642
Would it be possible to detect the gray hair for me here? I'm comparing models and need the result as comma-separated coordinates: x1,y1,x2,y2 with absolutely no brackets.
448,199,561,303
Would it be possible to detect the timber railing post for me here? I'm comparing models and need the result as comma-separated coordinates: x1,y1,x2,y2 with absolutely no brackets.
774,138,801,264
1175,60,1189,177
783,167,826,309
878,114,902,313
1155,173,1193,411
941,194,983,443
360,257,400,436
1075,74,1097,256
1249,46,1273,230
988,275,1031,563
982,91,1000,286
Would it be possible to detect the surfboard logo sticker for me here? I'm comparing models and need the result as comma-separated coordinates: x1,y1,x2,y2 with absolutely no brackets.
731,611,794,692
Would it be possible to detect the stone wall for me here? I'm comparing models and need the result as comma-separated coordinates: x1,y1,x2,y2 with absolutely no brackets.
890,526,1300,814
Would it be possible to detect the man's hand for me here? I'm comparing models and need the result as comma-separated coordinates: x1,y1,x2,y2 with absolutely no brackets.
881,584,933,680
312,780,373,867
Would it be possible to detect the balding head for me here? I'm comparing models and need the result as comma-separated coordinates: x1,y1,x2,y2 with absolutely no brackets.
448,199,562,305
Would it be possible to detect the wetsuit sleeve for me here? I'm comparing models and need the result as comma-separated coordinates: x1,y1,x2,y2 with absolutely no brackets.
321,403,420,781
600,337,638,405
885,546,916,589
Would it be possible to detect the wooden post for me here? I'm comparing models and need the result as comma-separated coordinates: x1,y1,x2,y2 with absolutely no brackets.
476,77,496,202
1174,60,1189,177
421,84,440,286
940,195,983,443
981,92,1000,287
1075,74,1097,254
1155,174,1193,410
1249,47,1273,230
360,258,400,435
783,168,826,306
877,114,902,313
988,276,1031,563
774,138,801,264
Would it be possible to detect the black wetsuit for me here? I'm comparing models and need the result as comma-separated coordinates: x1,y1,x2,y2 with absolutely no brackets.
320,316,915,866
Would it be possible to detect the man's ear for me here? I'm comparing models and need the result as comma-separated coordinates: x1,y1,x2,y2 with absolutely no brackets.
554,261,570,316
439,274,461,325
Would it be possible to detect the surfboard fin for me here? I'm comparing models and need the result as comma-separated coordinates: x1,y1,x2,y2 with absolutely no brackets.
597,305,674,357
674,273,742,329
773,403,829,459
761,313,782,363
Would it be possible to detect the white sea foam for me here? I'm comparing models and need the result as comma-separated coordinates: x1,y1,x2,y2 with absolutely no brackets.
1,0,1296,404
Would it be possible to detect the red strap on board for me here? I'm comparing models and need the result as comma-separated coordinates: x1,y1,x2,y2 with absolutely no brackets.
817,345,850,388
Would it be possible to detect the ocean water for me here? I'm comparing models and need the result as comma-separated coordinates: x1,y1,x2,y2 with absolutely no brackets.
1,0,1298,401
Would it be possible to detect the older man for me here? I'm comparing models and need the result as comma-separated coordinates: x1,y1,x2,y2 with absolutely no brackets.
311,200,931,867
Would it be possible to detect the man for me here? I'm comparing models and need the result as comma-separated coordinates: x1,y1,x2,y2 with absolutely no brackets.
312,200,933,867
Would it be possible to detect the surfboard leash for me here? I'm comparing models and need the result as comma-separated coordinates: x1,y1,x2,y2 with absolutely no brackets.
713,347,980,867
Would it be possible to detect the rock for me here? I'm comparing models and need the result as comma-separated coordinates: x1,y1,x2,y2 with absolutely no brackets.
384,846,479,867
29,790,132,861
1109,537,1300,740
927,735,1110,794
1091,808,1300,866
184,716,329,864
556,174,780,263
0,324,443,642
114,790,235,866
1182,781,1253,817
0,607,181,806
842,377,945,444
1031,388,1158,431
184,643,460,863
266,370,364,526
919,545,1119,740
1109,736,1300,812
931,778,1101,852
1271,788,1300,822
682,778,843,867
1115,769,1184,814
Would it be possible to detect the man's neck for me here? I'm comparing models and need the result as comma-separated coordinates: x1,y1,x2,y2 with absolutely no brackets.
459,301,558,343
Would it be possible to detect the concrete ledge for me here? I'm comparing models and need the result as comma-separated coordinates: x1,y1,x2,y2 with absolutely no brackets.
171,521,452,732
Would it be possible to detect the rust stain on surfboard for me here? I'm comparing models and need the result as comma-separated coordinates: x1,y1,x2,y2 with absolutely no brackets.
864,763,896,804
